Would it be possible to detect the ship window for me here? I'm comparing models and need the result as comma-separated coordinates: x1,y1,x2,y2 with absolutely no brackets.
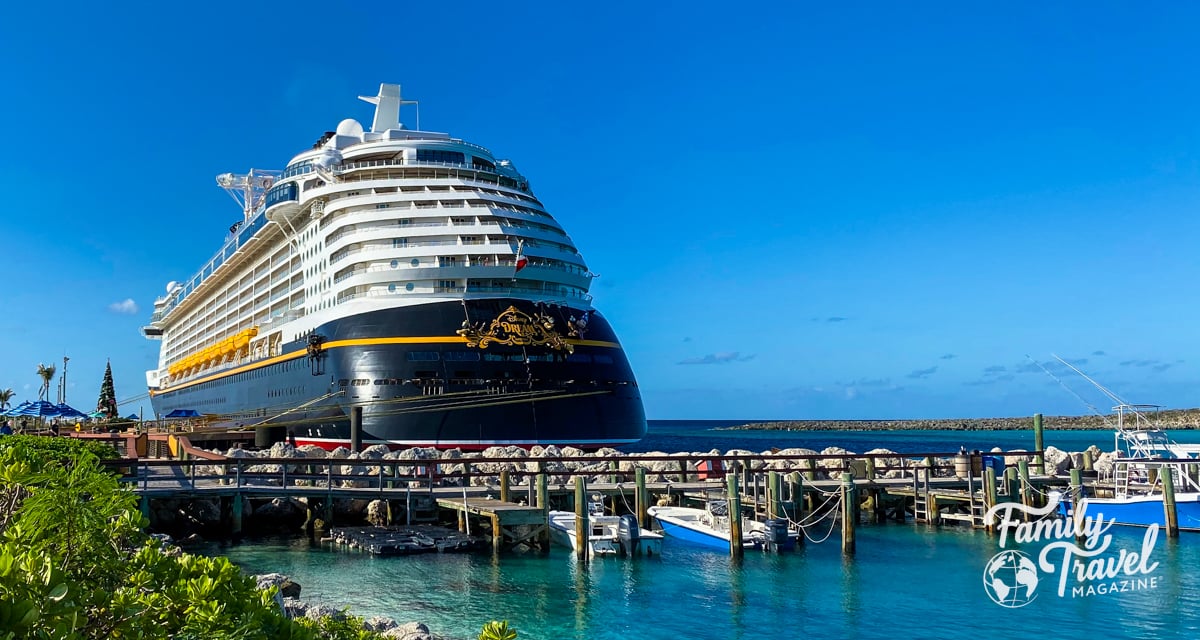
352,379,370,386
566,354,592,363
594,355,614,364
405,283,414,292
472,156,495,171
388,284,396,293
411,259,420,267
508,354,526,362
483,353,507,362
406,351,440,361
416,149,465,164
393,238,408,248
390,260,399,268
444,351,481,362
376,204,390,209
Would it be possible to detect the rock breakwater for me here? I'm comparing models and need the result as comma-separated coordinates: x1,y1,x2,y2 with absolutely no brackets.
720,408,1200,431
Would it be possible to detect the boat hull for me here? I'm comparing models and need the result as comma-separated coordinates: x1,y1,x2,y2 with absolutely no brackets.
648,506,796,551
652,515,733,551
1079,494,1200,531
149,299,646,449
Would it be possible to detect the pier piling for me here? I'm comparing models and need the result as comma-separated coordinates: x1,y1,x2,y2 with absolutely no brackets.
1033,413,1045,474
841,472,856,555
635,467,648,529
983,470,998,535
727,474,744,559
1162,465,1179,539
500,469,510,503
1069,469,1085,545
575,477,589,562
350,407,362,454
767,472,780,519
1017,460,1032,519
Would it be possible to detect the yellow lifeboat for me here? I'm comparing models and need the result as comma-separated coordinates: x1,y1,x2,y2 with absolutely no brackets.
168,326,259,378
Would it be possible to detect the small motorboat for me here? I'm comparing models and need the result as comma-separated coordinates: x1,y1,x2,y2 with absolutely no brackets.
548,502,664,557
648,501,796,552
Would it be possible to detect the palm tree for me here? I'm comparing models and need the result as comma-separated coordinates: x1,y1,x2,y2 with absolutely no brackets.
36,363,56,402
0,388,12,412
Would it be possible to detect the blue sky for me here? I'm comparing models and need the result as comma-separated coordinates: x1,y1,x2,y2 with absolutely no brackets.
3,2,1200,420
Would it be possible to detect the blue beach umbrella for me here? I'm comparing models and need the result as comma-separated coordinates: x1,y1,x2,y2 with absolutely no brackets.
14,401,62,418
54,403,87,419
3,401,32,417
125,413,140,421
164,409,201,418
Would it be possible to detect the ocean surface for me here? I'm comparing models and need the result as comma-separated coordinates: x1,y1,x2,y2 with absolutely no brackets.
202,421,1200,638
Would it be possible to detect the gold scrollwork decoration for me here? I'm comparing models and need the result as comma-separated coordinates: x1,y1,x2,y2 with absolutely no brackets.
457,305,574,353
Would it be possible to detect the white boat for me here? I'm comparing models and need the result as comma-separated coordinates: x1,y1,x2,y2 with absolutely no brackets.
648,501,796,551
1063,403,1200,531
548,503,663,557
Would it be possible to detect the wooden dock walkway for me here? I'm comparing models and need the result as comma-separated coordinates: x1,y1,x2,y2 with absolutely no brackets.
100,448,1069,554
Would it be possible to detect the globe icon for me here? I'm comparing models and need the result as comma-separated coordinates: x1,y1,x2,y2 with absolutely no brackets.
983,550,1039,608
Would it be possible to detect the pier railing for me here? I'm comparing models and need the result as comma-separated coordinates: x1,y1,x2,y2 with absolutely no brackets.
102,449,1043,497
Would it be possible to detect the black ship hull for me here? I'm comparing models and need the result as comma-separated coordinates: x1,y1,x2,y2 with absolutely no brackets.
149,299,646,450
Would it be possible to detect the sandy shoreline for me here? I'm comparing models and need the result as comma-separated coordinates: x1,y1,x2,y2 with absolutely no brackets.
721,408,1200,431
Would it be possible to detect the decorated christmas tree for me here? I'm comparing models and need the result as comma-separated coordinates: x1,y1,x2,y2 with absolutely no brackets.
97,360,118,419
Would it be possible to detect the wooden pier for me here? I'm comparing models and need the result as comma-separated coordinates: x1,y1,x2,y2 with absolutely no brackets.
436,496,547,553
90,435,1076,556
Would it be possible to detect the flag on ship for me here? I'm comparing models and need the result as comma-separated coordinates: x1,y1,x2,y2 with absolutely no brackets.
513,239,527,280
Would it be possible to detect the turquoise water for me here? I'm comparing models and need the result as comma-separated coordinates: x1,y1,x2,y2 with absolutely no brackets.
211,525,1200,639
200,423,1200,637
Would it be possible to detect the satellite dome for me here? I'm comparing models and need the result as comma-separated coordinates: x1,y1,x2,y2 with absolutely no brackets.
335,118,364,137
166,281,179,293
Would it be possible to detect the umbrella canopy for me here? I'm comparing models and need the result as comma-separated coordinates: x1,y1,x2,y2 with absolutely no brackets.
54,403,87,419
164,409,201,418
3,401,32,417
124,413,140,421
13,401,61,418
87,410,106,419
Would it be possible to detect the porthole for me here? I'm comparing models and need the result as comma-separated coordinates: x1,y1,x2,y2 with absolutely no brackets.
410,258,420,267
390,259,399,268
388,283,396,293
405,282,414,292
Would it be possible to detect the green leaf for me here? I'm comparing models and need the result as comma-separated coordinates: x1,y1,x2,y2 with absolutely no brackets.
47,583,68,602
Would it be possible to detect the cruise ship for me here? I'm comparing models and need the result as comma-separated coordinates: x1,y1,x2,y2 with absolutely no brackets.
141,83,646,450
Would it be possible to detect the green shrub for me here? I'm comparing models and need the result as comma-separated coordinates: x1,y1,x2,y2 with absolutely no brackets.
0,444,389,639
479,620,518,640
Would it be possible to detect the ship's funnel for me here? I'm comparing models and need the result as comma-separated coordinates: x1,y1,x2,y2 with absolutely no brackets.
359,84,402,133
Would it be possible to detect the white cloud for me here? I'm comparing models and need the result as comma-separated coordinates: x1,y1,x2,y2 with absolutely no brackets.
108,298,139,314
